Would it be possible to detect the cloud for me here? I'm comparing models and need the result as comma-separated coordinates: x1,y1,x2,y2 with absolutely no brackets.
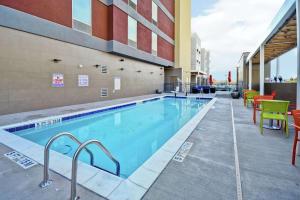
192,0,285,80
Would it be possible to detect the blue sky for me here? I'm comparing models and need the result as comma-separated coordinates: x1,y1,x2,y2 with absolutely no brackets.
191,0,297,81
192,0,217,17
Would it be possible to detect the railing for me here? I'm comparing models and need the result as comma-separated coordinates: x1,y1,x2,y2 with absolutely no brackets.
39,132,120,200
70,140,120,200
39,132,97,188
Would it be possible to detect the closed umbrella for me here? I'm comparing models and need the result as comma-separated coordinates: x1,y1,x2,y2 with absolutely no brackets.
228,71,231,84
209,75,213,85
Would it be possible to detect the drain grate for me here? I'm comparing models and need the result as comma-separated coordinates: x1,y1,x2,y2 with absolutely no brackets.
4,151,37,169
173,142,193,162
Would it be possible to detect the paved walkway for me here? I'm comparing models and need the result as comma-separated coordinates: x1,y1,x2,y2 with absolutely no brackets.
0,94,161,126
0,97,299,200
144,98,300,200
144,98,237,200
0,93,215,126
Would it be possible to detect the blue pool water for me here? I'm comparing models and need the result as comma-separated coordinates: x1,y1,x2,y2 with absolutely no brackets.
12,97,210,178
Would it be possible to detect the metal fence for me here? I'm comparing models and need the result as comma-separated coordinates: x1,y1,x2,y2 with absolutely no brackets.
164,83,234,94
164,83,214,93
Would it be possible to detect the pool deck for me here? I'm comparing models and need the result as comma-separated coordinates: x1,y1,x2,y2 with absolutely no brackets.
0,95,300,200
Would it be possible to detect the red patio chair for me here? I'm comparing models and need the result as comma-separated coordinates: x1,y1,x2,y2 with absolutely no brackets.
253,95,274,124
271,90,277,99
291,110,300,165
288,103,297,115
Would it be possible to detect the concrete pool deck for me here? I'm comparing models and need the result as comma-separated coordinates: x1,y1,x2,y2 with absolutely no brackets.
0,96,299,199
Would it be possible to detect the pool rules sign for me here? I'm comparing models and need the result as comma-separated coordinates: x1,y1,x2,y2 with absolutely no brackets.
52,73,64,87
78,75,89,87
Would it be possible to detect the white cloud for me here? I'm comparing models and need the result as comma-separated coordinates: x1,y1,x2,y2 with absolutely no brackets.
192,0,285,80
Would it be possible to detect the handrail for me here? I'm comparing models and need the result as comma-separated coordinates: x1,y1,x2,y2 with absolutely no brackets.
70,140,120,200
39,132,95,188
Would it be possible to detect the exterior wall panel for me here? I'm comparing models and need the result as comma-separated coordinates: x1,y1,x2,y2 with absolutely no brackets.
0,27,164,115
160,0,175,16
137,23,152,53
0,0,72,27
158,8,174,39
92,0,112,40
158,36,174,62
112,6,128,45
137,0,152,22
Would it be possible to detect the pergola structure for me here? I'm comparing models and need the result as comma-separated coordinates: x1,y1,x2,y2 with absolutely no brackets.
246,0,300,107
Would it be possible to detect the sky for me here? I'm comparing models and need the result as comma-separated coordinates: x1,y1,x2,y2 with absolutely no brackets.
191,0,297,81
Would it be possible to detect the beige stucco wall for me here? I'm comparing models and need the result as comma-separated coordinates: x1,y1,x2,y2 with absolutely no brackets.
0,27,164,114
250,63,271,91
174,0,191,84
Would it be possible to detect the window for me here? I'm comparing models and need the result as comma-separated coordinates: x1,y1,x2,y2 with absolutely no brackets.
129,0,137,10
152,1,158,25
72,0,91,34
152,32,157,56
128,16,137,48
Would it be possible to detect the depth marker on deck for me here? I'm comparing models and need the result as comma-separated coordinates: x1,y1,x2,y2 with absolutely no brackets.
231,101,243,200
173,142,193,162
4,151,37,169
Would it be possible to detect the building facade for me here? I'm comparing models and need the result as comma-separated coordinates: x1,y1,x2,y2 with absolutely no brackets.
0,0,175,114
190,33,206,85
199,48,210,85
164,0,191,91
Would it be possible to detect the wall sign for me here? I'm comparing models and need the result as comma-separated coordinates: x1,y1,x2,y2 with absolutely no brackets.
114,77,121,90
52,73,64,87
78,75,89,87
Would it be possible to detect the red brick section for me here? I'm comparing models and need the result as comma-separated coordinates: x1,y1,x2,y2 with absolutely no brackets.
112,6,128,44
158,36,174,62
137,23,151,53
123,0,128,3
159,0,174,16
158,8,174,39
0,0,72,27
137,0,151,22
92,0,113,40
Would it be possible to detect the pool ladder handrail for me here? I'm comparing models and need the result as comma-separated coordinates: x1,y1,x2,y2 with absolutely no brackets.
39,132,96,188
71,139,120,200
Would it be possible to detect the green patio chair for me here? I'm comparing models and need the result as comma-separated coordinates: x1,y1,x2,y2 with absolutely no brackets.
245,91,259,107
260,100,290,136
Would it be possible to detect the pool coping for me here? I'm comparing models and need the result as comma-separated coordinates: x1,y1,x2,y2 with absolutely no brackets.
0,96,217,200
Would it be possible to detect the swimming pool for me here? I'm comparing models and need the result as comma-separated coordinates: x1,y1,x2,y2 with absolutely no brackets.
7,97,211,178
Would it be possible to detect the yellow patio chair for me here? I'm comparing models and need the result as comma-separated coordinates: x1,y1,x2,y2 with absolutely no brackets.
260,100,290,136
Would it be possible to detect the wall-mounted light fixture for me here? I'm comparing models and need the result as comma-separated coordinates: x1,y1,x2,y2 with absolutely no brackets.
52,59,62,63
150,72,154,74
78,64,84,68
94,64,100,68
160,67,163,70
119,58,125,62
119,68,124,71
160,73,163,76
136,70,141,73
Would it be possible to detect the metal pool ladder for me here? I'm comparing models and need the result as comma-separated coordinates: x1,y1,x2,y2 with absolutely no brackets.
39,132,120,200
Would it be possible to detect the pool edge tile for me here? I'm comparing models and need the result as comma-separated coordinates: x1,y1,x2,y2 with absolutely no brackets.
108,180,147,200
84,171,123,198
128,166,160,189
